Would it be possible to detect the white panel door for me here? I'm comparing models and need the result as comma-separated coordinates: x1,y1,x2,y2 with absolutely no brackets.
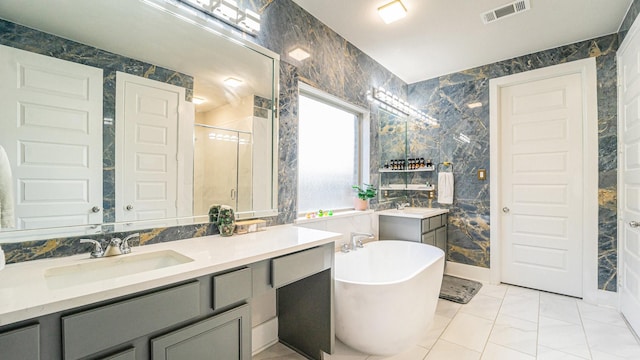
500,73,584,297
619,22,640,334
0,44,103,230
115,73,185,223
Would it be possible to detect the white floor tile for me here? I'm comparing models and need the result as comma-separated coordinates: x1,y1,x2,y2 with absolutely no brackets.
477,283,508,299
435,299,461,319
323,340,369,360
499,289,540,323
417,314,452,350
537,345,589,360
582,318,640,359
590,349,633,360
367,346,428,360
539,292,581,325
538,316,591,359
424,340,481,360
459,293,503,321
488,313,538,356
480,343,535,360
440,312,494,352
253,343,305,360
577,301,630,328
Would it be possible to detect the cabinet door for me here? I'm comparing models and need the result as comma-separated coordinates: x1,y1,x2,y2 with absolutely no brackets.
0,324,40,360
379,216,421,241
421,231,435,246
100,348,136,360
435,226,447,253
151,304,251,360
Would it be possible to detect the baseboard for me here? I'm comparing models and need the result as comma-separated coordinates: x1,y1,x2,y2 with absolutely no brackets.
251,317,279,355
445,261,491,283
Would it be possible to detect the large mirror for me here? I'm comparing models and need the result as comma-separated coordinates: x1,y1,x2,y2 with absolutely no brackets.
0,0,279,241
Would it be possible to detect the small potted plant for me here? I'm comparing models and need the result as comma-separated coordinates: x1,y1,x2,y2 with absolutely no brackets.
352,183,377,211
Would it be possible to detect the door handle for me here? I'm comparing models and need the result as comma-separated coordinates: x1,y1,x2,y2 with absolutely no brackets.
91,206,101,213
125,204,134,211
231,189,236,200
630,221,640,228
502,207,510,213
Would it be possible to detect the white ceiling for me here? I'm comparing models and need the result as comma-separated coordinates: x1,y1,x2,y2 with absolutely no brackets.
291,0,633,84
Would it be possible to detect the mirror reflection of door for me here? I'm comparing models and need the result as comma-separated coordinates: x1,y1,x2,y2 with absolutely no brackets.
115,72,194,227
0,45,103,233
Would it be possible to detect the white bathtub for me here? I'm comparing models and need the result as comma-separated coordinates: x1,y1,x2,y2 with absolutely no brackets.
334,240,445,355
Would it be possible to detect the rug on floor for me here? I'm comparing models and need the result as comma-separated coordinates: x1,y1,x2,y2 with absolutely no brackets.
439,275,483,304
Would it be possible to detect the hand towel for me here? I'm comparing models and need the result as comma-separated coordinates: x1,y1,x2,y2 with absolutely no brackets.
0,145,15,229
438,172,454,205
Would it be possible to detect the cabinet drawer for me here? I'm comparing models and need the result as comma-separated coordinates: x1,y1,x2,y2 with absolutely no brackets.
429,215,443,230
271,246,330,288
0,324,40,360
151,304,251,360
62,281,200,360
100,348,136,360
213,267,252,309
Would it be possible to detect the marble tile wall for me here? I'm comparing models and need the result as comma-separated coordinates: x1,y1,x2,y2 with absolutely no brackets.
2,0,637,294
405,35,619,291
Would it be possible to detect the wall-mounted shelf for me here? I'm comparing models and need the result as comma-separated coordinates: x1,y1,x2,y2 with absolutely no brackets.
380,184,435,191
378,166,435,173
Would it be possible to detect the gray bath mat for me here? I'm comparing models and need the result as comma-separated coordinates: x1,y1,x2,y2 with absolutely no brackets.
439,275,483,304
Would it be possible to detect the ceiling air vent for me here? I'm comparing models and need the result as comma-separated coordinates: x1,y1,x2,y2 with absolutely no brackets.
481,0,531,24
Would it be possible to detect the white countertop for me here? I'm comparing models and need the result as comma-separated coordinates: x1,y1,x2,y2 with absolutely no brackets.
0,225,341,326
377,207,449,219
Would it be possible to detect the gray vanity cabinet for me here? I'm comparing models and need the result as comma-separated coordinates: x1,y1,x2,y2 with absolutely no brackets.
379,213,448,253
0,324,40,360
151,304,250,360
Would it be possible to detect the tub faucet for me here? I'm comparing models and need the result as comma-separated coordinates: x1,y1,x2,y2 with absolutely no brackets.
396,202,410,210
348,232,374,251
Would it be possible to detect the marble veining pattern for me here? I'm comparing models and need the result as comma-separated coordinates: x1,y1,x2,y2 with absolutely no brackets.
405,34,619,290
1,0,636,294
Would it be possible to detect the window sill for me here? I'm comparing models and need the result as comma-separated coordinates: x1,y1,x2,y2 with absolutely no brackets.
294,209,374,225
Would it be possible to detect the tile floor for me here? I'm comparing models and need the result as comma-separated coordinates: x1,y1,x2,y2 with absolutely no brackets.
253,283,640,360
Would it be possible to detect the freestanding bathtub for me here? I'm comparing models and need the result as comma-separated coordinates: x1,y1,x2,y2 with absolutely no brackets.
334,240,445,355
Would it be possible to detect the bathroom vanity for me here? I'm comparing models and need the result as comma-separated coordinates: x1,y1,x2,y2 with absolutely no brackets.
0,226,339,360
378,208,448,253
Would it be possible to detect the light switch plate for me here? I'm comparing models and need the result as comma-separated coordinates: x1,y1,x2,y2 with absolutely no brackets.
478,168,486,181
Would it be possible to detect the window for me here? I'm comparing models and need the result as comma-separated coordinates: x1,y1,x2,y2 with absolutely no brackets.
297,85,369,214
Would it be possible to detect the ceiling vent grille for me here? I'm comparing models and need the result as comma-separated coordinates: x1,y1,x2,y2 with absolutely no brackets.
481,0,531,24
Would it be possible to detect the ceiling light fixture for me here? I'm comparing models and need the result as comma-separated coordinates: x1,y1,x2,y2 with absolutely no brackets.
192,97,206,105
224,77,243,87
370,87,439,126
377,0,407,24
288,47,311,61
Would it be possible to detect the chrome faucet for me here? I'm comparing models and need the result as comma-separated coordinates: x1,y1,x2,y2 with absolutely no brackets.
343,232,374,252
396,202,410,210
80,233,139,258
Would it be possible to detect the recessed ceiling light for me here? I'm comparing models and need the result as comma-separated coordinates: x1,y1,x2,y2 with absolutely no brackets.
288,47,311,61
193,97,206,105
224,77,243,87
378,0,407,24
467,102,483,109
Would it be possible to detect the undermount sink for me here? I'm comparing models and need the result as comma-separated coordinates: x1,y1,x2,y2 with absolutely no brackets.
44,250,194,289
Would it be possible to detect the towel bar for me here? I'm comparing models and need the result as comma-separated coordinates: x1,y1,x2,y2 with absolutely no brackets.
437,162,454,172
